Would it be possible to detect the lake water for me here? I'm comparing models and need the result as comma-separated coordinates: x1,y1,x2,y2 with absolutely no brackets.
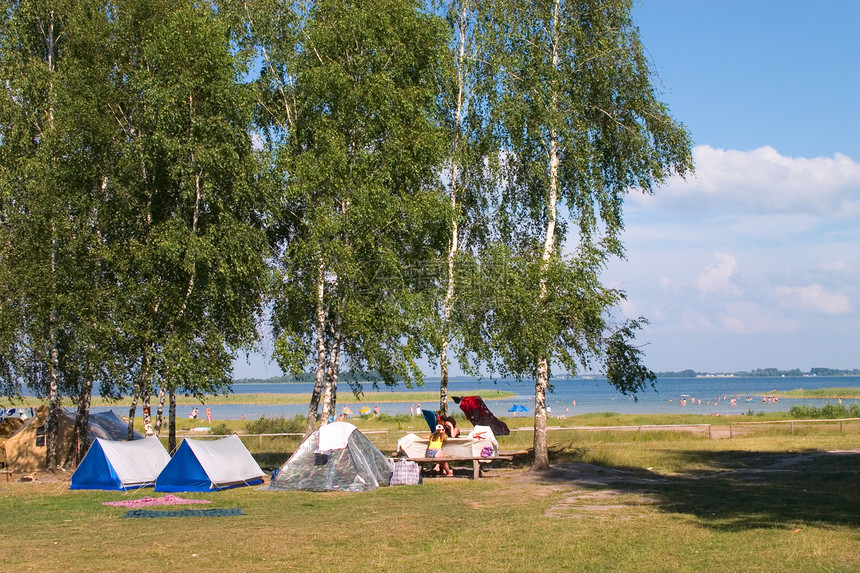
88,375,860,421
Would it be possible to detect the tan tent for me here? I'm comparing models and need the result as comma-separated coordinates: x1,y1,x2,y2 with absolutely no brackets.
1,406,141,473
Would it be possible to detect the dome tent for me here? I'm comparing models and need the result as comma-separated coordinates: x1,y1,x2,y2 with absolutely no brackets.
265,422,391,492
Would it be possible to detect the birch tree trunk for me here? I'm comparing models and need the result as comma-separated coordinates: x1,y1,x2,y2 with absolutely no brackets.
304,260,328,437
45,226,60,469
69,373,93,465
142,392,152,436
532,0,561,471
322,321,342,424
43,11,61,472
168,390,177,453
439,0,470,415
127,389,139,441
154,387,166,436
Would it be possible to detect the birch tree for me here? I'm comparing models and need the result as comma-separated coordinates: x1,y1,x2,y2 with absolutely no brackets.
100,0,269,451
2,0,270,460
262,0,450,435
432,0,500,414
0,0,121,467
477,0,693,469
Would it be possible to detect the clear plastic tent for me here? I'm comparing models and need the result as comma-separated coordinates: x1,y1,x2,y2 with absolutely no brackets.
265,422,392,492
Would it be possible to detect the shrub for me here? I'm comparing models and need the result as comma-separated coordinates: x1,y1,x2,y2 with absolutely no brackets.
245,415,306,435
210,422,232,435
789,402,860,419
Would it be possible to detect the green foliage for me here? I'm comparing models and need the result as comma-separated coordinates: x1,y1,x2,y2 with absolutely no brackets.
465,0,692,381
261,0,453,414
245,415,307,435
789,402,860,419
376,413,412,424
209,422,233,435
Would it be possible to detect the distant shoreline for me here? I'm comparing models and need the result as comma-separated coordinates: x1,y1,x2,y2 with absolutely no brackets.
235,371,860,385
2,389,517,408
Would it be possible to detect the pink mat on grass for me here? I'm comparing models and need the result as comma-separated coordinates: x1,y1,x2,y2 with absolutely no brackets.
103,494,212,508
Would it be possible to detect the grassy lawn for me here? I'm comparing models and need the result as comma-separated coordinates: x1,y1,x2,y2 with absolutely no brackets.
2,416,858,572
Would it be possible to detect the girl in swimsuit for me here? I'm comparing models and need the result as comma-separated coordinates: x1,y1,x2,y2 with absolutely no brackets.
427,424,453,476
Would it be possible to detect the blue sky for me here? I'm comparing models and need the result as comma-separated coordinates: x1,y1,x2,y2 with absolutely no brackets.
602,0,860,372
233,1,860,379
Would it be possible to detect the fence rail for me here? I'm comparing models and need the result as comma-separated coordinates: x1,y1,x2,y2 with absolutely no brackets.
176,429,391,448
172,418,860,448
728,417,860,437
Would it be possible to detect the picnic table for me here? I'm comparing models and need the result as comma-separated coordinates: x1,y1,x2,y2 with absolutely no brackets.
396,433,513,479
404,454,513,479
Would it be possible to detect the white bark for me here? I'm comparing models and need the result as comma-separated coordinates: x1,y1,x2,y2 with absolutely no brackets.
305,258,328,437
440,0,471,414
533,0,561,472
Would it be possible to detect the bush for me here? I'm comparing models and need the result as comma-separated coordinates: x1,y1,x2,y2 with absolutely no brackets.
789,402,860,419
209,422,232,435
245,415,306,434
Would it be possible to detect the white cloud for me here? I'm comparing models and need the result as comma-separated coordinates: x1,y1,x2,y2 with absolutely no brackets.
818,261,849,273
772,284,852,315
634,145,860,218
720,302,802,334
696,252,742,296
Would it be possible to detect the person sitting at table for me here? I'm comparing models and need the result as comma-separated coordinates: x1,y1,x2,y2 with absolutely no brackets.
442,415,460,438
428,424,453,477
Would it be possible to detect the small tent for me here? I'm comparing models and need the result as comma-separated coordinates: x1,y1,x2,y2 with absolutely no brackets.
70,436,171,490
2,407,142,472
155,434,264,492
265,422,391,492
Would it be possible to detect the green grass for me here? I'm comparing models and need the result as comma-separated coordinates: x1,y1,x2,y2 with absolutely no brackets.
2,421,858,572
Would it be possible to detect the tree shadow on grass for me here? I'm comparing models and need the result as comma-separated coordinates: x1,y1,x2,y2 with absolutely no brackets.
537,448,860,531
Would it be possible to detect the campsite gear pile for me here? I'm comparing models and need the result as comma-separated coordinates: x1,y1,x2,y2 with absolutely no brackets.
12,406,513,494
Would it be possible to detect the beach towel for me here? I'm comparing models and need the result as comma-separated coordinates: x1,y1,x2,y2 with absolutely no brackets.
421,409,438,432
103,495,212,508
122,508,244,518
454,396,510,436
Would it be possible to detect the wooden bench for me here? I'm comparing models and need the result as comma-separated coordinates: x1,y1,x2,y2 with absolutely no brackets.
404,455,513,479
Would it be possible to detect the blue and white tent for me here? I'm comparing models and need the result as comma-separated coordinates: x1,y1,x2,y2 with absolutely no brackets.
155,434,265,492
70,437,170,490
